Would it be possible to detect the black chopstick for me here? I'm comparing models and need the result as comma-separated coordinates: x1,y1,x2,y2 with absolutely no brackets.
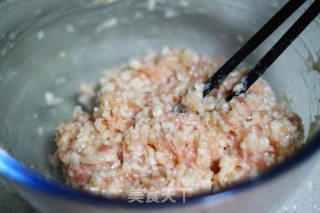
225,0,320,101
202,0,308,98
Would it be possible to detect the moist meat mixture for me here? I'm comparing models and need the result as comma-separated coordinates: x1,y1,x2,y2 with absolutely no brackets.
55,48,303,197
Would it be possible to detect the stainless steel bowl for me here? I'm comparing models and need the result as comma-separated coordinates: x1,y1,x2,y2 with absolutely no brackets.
0,0,319,212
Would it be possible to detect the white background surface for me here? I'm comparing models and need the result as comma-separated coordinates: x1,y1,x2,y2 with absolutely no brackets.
1,153,320,213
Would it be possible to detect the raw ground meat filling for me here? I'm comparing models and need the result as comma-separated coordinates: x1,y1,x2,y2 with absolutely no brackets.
55,48,303,197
